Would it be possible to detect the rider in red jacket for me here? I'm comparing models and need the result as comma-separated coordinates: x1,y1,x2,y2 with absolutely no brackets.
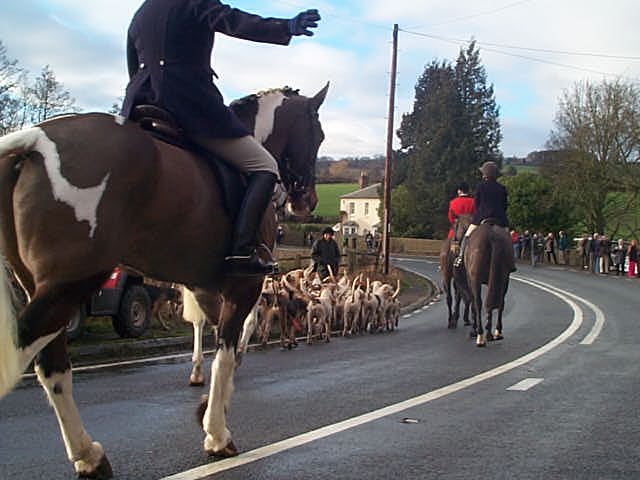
447,182,475,240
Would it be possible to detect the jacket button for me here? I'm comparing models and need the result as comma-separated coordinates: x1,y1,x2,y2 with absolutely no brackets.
139,63,145,69
159,59,165,66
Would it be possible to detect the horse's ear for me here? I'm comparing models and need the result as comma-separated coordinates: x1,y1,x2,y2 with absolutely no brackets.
310,82,329,111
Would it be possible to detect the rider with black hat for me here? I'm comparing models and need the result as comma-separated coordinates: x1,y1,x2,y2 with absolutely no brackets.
455,161,514,271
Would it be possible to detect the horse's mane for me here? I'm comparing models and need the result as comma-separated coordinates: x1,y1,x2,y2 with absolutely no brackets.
230,86,300,109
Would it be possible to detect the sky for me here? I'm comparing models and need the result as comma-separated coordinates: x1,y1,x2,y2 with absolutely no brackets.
1,0,639,159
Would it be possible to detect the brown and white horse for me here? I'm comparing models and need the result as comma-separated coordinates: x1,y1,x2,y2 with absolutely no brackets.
0,84,328,478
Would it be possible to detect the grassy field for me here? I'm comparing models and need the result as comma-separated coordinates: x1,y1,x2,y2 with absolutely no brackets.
314,183,358,218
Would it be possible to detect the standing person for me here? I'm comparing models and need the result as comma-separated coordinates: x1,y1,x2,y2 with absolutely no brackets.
628,239,638,278
612,238,626,276
120,0,320,275
511,230,520,261
589,234,598,273
311,227,341,279
599,235,611,274
275,225,284,246
455,162,515,272
544,232,558,264
557,230,568,265
522,230,531,260
447,182,475,240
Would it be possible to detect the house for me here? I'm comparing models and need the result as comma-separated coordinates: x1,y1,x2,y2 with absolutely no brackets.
339,174,381,236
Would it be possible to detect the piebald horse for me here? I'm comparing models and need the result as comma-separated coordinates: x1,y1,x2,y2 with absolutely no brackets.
0,83,328,479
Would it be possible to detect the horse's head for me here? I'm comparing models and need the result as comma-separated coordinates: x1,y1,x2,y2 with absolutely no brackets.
453,214,472,242
231,83,328,217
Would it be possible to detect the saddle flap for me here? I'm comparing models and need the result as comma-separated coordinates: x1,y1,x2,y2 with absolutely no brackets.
130,104,245,221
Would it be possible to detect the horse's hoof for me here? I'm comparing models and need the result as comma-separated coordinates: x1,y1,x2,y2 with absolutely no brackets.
207,441,238,458
486,332,495,341
76,454,113,479
494,330,504,341
476,334,486,347
189,375,205,387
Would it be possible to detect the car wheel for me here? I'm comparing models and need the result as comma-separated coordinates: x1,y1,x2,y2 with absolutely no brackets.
66,306,86,342
112,285,151,338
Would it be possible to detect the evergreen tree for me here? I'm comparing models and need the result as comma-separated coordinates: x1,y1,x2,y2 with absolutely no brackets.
392,42,501,238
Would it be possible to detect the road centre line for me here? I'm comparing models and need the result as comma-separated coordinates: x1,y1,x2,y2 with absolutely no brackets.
161,277,583,480
507,378,544,391
512,276,605,345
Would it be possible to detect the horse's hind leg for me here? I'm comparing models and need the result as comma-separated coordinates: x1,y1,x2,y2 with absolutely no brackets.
36,335,112,479
26,275,112,478
485,310,495,342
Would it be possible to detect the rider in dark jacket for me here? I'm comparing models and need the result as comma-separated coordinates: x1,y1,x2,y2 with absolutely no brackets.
121,0,320,275
455,161,515,271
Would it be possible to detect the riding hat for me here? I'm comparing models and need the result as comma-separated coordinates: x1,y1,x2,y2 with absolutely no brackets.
479,161,498,179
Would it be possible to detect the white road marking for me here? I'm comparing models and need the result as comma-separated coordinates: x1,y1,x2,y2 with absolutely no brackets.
507,378,544,391
513,276,605,345
160,278,584,480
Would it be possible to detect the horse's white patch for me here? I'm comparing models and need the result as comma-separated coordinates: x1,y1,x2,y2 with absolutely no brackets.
203,345,235,452
29,128,110,238
113,114,126,126
254,91,286,143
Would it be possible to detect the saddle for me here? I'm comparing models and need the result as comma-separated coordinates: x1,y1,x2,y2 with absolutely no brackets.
130,105,244,221
480,217,501,226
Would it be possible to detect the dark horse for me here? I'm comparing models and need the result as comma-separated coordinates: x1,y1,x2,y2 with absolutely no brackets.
439,214,474,329
463,221,511,347
0,83,328,478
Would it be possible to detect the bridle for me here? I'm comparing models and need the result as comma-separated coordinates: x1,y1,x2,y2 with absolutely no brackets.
277,102,318,198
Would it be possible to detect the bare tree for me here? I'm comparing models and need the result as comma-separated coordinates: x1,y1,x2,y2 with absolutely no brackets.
0,40,27,135
546,79,640,233
27,64,77,123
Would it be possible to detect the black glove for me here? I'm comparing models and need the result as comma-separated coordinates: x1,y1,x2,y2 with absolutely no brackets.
288,9,320,36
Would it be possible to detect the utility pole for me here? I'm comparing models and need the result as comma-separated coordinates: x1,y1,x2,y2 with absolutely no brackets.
382,23,398,275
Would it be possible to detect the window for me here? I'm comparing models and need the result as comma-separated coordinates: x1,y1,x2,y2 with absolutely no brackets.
364,202,369,216
349,202,355,215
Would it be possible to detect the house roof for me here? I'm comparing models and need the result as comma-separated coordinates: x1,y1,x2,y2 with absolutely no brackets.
340,183,381,199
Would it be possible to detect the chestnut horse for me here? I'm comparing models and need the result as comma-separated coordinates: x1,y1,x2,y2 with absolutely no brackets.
0,83,327,479
439,214,474,329
462,221,511,347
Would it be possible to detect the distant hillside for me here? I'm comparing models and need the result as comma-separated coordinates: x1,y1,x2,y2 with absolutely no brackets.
316,156,384,183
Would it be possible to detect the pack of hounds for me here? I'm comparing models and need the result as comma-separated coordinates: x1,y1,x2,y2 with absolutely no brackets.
255,265,401,349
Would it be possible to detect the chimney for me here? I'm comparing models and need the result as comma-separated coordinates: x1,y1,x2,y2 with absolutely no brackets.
359,170,369,189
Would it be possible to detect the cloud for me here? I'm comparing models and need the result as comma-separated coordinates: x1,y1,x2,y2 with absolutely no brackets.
1,0,639,159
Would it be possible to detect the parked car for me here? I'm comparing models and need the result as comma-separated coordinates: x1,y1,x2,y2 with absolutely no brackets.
66,267,154,341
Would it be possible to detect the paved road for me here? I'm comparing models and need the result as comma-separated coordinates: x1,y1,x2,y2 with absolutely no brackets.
1,259,638,479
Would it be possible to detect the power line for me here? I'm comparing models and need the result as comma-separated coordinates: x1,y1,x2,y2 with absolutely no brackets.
406,0,533,29
400,28,640,61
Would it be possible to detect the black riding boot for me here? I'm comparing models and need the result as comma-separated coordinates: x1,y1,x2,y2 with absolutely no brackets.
454,236,468,268
225,172,278,276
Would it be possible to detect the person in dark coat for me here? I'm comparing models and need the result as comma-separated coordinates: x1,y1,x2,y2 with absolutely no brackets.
455,161,515,271
311,227,341,279
121,0,320,275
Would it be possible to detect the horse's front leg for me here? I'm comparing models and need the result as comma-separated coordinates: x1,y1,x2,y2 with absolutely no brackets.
189,317,206,386
237,302,259,364
473,287,486,347
494,305,504,340
36,334,113,479
201,285,259,457
485,309,495,342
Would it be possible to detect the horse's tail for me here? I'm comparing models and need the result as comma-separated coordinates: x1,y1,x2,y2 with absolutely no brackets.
0,129,39,399
485,229,507,311
0,263,19,398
